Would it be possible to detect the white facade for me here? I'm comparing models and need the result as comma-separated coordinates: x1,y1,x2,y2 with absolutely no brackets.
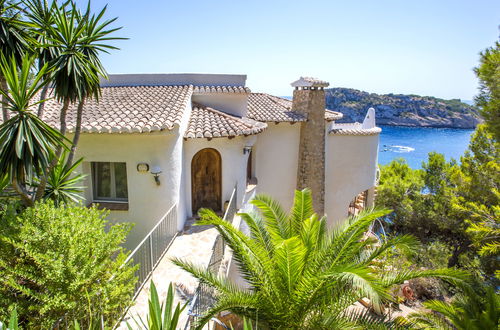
73,74,381,249
254,123,301,211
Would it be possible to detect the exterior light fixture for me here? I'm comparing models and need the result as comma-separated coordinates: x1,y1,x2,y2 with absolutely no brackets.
243,146,252,155
136,163,150,173
150,166,162,185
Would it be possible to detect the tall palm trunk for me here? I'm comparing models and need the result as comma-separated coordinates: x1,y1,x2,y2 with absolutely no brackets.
66,97,84,166
1,74,9,121
34,97,70,201
37,83,50,118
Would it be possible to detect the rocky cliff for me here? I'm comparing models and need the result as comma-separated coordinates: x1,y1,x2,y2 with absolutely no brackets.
325,88,481,128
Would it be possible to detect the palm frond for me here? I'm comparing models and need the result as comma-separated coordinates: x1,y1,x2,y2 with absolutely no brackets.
288,188,314,236
251,193,290,240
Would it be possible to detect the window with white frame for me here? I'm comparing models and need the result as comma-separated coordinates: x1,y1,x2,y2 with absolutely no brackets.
91,162,128,202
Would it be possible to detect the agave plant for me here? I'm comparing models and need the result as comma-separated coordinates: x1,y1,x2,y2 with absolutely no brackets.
407,284,499,330
173,189,469,329
128,281,187,330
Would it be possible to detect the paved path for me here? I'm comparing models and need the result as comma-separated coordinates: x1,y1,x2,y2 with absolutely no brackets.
119,219,219,329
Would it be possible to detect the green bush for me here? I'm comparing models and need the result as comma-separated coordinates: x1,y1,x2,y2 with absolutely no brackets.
0,201,137,328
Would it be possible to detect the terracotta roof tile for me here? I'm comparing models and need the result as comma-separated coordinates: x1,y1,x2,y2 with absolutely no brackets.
185,103,267,139
247,93,343,122
329,123,381,136
39,85,193,133
325,109,344,121
247,93,306,122
193,86,250,94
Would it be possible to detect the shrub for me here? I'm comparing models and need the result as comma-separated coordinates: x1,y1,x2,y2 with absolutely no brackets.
0,201,137,328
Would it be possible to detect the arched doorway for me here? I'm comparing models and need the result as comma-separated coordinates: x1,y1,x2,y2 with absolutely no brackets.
191,148,222,214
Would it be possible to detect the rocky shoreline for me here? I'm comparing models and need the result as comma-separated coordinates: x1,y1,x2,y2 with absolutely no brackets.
326,88,482,129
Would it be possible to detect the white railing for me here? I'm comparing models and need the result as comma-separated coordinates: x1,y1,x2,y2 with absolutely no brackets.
124,203,178,298
187,184,238,329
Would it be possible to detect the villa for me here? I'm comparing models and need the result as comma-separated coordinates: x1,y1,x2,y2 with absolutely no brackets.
40,73,381,249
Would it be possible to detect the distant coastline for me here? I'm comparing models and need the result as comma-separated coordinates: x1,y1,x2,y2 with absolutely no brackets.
325,88,482,129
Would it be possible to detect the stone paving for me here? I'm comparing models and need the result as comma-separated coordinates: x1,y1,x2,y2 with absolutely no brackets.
119,218,219,329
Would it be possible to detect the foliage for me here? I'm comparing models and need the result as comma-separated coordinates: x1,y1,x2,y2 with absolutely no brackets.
42,151,86,206
0,308,107,330
0,309,18,330
0,0,30,63
0,53,63,180
0,54,68,205
173,189,469,330
377,155,471,268
45,0,122,105
474,38,500,141
128,282,187,330
408,283,499,329
0,201,137,328
377,138,500,277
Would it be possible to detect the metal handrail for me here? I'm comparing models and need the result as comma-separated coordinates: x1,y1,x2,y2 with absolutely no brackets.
123,203,177,266
222,185,237,222
187,184,238,329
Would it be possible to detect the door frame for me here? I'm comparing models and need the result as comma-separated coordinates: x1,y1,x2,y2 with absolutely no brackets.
191,147,222,214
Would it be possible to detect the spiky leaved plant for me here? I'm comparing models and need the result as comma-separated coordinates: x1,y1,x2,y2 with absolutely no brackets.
407,283,499,330
173,188,469,329
0,53,67,206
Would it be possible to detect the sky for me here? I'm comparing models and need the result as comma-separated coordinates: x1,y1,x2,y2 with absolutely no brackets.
83,0,500,100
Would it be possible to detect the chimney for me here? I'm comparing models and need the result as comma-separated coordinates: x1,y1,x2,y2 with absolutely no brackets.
291,77,329,215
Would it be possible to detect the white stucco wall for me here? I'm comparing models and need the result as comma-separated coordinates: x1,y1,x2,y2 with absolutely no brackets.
253,123,301,211
192,94,248,118
325,133,380,226
74,131,181,249
183,136,253,218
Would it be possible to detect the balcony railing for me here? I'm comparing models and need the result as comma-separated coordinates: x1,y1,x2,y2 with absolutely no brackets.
187,184,238,328
124,203,178,298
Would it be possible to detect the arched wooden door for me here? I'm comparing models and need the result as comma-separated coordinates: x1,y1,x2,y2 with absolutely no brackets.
191,148,222,214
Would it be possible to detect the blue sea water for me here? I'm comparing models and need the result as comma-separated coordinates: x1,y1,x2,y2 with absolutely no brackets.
378,125,475,169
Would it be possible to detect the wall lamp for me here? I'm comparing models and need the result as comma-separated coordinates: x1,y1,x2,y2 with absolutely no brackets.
243,146,252,155
150,166,162,185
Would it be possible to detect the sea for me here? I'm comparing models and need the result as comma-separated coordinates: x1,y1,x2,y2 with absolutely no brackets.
378,125,475,169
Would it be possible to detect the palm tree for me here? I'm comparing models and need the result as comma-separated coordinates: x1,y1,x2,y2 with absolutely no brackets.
42,151,85,206
0,54,67,206
33,0,123,199
173,189,469,329
0,0,30,121
23,0,58,118
408,284,499,329
64,1,124,166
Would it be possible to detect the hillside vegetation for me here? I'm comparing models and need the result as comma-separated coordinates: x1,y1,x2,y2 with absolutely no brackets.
326,88,482,128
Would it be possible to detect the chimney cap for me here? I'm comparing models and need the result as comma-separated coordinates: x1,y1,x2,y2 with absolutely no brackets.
291,76,329,88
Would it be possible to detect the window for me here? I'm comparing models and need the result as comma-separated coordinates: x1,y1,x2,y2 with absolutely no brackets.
92,162,128,201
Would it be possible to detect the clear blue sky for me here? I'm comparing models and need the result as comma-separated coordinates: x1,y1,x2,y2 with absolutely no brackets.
85,0,500,100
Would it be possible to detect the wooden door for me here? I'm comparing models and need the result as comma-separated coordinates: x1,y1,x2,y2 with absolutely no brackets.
191,148,222,214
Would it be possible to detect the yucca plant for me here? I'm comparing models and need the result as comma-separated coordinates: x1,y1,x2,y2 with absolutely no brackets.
407,284,499,329
0,0,31,121
42,151,86,206
34,0,125,199
128,281,187,330
173,189,469,329
0,53,68,206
